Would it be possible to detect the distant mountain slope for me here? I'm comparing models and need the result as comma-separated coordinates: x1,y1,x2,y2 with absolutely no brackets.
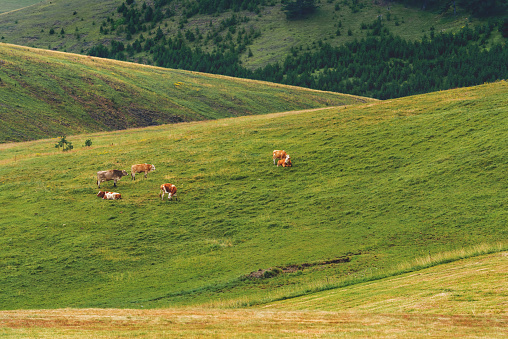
1,0,506,100
0,43,370,142
1,0,503,69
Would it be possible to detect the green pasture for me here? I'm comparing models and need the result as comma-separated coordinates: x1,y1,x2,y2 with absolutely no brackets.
0,80,506,309
0,43,367,142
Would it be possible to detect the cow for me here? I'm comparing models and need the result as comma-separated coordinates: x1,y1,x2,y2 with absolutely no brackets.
96,170,128,188
159,183,177,201
97,191,122,200
277,154,292,167
131,163,155,180
273,150,287,165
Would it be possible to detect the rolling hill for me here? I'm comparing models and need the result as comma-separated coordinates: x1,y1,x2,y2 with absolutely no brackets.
0,79,506,312
0,1,506,336
0,43,369,142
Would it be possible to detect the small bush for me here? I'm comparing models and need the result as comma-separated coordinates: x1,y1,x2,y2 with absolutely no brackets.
55,135,73,152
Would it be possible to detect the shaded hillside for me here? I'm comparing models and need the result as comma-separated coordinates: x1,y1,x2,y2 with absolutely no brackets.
0,81,506,309
0,43,369,142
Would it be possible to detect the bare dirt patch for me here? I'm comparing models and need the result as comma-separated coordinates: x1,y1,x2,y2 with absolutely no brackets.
247,256,351,279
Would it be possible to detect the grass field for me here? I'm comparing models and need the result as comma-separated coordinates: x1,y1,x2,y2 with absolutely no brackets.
1,79,506,312
0,43,369,142
0,251,506,337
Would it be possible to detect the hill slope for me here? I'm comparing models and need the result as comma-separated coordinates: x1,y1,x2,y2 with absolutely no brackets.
0,43,369,142
0,0,503,69
0,80,506,310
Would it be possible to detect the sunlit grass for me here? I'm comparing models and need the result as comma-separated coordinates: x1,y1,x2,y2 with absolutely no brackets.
0,81,506,311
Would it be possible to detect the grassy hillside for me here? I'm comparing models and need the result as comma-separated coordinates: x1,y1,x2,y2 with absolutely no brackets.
1,251,506,337
0,0,502,69
0,43,368,142
0,80,506,311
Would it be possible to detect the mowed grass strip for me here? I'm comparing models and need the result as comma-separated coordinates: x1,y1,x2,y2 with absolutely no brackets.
0,81,506,310
263,251,508,315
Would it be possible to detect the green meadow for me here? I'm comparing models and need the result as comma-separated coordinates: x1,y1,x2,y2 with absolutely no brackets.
1,75,506,313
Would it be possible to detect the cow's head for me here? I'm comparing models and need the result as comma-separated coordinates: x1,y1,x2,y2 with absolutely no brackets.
285,155,291,164
122,170,128,176
151,165,155,172
97,191,105,198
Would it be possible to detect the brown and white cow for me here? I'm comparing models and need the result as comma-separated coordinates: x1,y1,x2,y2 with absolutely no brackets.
277,154,292,167
273,150,287,165
159,183,177,200
96,170,128,188
97,191,122,200
131,163,155,180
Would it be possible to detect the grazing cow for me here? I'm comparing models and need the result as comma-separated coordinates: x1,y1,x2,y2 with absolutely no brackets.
96,170,128,188
97,191,122,200
159,183,177,200
277,154,292,167
273,150,287,165
131,163,155,180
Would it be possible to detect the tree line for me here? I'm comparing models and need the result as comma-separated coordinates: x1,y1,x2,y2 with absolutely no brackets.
392,0,507,17
89,16,507,100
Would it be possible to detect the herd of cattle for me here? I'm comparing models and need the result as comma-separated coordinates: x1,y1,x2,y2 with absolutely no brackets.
96,150,292,201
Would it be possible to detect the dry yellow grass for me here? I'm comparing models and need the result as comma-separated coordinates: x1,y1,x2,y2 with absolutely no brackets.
1,307,506,338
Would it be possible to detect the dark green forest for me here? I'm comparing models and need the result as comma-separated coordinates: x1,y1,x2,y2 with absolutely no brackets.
88,0,508,99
